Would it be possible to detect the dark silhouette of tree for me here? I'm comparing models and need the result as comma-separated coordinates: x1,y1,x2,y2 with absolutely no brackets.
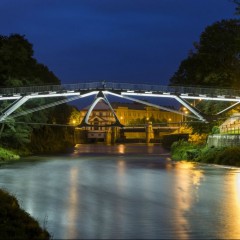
0,34,75,152
170,19,240,88
233,0,240,15
0,34,59,87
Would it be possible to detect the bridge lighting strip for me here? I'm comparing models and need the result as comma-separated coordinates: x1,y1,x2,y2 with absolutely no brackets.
28,92,81,99
180,95,240,102
0,92,82,101
0,96,21,100
174,95,206,122
120,91,206,122
216,101,240,115
0,91,99,101
121,92,173,98
8,94,88,119
0,91,98,122
104,91,199,120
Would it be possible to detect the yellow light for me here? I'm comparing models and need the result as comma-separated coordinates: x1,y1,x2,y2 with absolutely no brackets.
72,119,76,124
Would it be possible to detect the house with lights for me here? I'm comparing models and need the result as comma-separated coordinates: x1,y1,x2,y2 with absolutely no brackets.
73,100,182,143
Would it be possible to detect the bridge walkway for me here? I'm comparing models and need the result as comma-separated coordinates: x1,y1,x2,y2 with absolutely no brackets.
0,81,239,124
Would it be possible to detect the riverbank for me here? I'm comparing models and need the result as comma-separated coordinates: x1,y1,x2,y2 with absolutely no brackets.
0,144,76,166
0,188,50,240
171,140,240,167
0,147,20,165
0,148,51,239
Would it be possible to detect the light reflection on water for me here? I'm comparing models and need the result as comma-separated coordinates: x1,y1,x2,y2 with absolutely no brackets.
221,171,240,239
0,144,240,239
66,167,79,239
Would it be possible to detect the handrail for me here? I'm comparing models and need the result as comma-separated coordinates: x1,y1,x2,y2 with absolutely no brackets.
0,81,240,98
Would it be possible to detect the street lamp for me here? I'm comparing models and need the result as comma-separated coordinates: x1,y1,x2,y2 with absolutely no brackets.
181,107,188,124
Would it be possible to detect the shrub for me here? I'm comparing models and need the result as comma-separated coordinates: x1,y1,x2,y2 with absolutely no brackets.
196,146,222,163
171,140,200,160
186,149,201,160
215,147,240,166
211,126,220,134
0,189,50,240
0,147,20,161
171,140,240,167
162,134,189,149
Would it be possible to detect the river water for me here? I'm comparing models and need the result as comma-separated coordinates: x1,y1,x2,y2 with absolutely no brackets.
0,143,240,239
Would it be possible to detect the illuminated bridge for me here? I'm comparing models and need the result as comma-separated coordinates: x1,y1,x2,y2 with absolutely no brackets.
0,81,240,126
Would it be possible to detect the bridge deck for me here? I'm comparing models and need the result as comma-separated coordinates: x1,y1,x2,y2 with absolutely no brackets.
0,81,239,101
0,81,239,123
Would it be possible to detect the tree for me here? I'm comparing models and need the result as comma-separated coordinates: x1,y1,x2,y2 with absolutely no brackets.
233,0,240,15
170,18,240,133
0,34,60,87
0,34,75,152
170,19,240,88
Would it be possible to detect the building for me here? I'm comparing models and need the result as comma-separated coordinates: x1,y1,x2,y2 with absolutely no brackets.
74,100,182,143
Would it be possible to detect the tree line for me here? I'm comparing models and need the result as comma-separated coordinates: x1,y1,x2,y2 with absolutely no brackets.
170,1,240,133
0,1,239,152
0,34,76,154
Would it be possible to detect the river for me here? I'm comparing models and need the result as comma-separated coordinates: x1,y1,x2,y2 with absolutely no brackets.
0,143,240,239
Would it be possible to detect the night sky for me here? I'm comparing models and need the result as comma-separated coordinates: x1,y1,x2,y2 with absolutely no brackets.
0,0,237,86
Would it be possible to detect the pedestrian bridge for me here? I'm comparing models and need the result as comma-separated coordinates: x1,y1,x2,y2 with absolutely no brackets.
0,81,239,126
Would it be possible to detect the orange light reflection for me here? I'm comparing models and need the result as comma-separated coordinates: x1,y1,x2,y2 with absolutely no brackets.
66,167,79,239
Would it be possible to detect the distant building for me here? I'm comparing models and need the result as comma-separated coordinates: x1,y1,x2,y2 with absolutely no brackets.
74,100,182,143
78,100,181,129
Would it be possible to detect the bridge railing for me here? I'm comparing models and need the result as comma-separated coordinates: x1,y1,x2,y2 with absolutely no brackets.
174,86,240,97
0,81,240,97
105,83,240,97
0,85,65,95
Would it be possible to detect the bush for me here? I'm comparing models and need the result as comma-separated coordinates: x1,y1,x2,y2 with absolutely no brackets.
0,189,50,240
186,149,201,160
215,147,240,166
0,147,20,161
162,134,189,149
171,140,201,160
171,142,240,167
196,146,222,163
211,126,220,134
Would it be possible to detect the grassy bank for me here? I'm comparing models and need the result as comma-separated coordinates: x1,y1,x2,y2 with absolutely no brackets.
0,147,20,163
171,140,240,167
0,148,51,238
0,189,50,240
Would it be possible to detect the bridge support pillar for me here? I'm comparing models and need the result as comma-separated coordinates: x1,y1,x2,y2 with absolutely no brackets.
146,122,154,143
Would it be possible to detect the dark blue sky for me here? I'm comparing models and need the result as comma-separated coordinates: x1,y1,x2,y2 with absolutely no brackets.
0,0,237,86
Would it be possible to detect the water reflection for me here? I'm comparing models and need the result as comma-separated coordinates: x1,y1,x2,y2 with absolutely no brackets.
118,145,125,154
66,167,79,239
220,170,240,239
73,143,169,155
171,161,204,239
236,172,240,204
0,145,240,239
